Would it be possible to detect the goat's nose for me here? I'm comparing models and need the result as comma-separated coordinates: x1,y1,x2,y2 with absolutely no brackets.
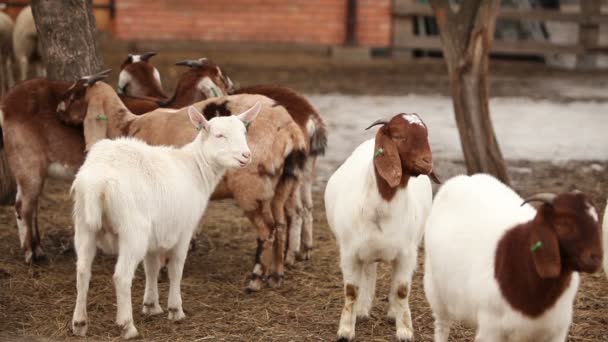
242,151,251,160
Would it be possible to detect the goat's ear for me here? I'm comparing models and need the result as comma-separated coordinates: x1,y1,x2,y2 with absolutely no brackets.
237,102,261,125
83,99,108,151
531,205,562,279
188,106,210,132
373,129,402,187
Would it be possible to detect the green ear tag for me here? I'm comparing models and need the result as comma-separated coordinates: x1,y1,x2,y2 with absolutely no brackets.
196,124,202,131
374,148,384,158
531,241,543,252
211,88,219,97
96,114,107,121
244,121,250,130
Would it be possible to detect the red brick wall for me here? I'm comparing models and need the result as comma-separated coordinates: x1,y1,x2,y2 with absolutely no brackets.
114,0,392,47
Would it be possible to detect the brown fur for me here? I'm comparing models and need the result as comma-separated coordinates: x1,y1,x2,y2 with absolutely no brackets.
372,114,438,201
495,192,602,317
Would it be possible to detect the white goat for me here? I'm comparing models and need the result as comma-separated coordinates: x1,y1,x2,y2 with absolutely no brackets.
324,113,439,342
13,6,43,81
424,174,603,342
70,103,260,339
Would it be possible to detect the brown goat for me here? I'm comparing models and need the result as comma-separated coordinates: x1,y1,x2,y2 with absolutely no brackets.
0,71,170,263
57,81,307,291
120,57,328,265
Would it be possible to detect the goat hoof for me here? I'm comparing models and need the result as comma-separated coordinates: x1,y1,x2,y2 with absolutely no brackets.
336,336,353,342
119,321,138,339
142,302,163,315
24,250,34,264
168,307,186,321
71,320,88,336
285,252,296,266
246,279,263,293
337,328,354,342
296,249,312,261
267,273,284,289
396,328,414,342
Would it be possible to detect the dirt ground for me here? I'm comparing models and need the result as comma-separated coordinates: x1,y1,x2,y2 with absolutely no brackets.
0,158,606,341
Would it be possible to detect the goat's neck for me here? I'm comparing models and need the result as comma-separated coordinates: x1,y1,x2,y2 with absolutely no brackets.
182,140,226,195
104,98,138,137
494,221,572,318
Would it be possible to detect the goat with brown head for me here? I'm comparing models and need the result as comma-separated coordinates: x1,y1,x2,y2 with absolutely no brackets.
168,58,233,107
366,113,440,200
118,51,167,99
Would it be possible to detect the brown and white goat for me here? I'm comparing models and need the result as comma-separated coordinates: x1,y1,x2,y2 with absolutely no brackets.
118,52,167,100
119,57,328,264
56,81,307,291
425,175,602,341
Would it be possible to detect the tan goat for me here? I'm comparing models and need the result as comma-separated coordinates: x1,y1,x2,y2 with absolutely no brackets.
57,80,307,291
0,11,14,95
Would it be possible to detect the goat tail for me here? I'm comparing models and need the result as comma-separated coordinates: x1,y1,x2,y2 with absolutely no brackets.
0,115,17,205
71,174,104,232
308,115,327,157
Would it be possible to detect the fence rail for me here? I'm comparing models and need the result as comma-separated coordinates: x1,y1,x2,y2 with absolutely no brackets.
392,0,608,63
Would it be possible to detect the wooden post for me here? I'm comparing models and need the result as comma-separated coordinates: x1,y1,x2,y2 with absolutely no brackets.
430,0,510,184
577,0,601,69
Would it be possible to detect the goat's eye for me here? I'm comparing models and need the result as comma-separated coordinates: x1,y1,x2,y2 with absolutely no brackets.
215,134,225,139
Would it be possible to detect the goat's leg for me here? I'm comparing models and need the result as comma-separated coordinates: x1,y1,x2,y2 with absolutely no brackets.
18,57,27,81
113,239,145,339
269,178,298,288
245,203,275,292
167,238,189,321
337,255,363,342
142,251,163,315
355,263,377,319
298,159,315,261
284,187,303,266
71,226,97,336
388,252,417,342
0,55,6,96
14,177,44,263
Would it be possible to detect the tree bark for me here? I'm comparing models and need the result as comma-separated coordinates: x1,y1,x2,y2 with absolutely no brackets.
31,0,103,81
430,0,510,184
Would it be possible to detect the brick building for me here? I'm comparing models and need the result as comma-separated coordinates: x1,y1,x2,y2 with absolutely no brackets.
5,0,393,48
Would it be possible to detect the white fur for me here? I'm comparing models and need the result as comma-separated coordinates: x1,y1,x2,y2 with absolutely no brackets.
117,70,131,94
424,174,579,342
131,54,141,63
47,162,76,180
70,105,259,339
324,138,432,341
153,68,161,86
197,77,225,98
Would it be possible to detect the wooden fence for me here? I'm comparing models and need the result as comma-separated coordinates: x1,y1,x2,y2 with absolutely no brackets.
392,0,608,66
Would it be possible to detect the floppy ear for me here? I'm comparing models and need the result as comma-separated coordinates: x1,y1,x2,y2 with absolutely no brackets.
188,106,210,132
83,98,108,151
530,205,561,278
373,129,402,188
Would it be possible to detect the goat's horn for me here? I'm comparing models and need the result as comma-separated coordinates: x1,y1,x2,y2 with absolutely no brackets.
140,51,157,61
85,69,112,85
365,118,390,130
175,59,203,68
521,193,557,207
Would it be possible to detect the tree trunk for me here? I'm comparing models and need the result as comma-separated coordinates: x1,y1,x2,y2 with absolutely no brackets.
31,0,103,81
430,0,510,184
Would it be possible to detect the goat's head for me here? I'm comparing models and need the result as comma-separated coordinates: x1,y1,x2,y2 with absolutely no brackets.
187,101,261,169
175,58,234,99
523,191,602,278
366,113,440,188
57,69,112,125
118,52,166,98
